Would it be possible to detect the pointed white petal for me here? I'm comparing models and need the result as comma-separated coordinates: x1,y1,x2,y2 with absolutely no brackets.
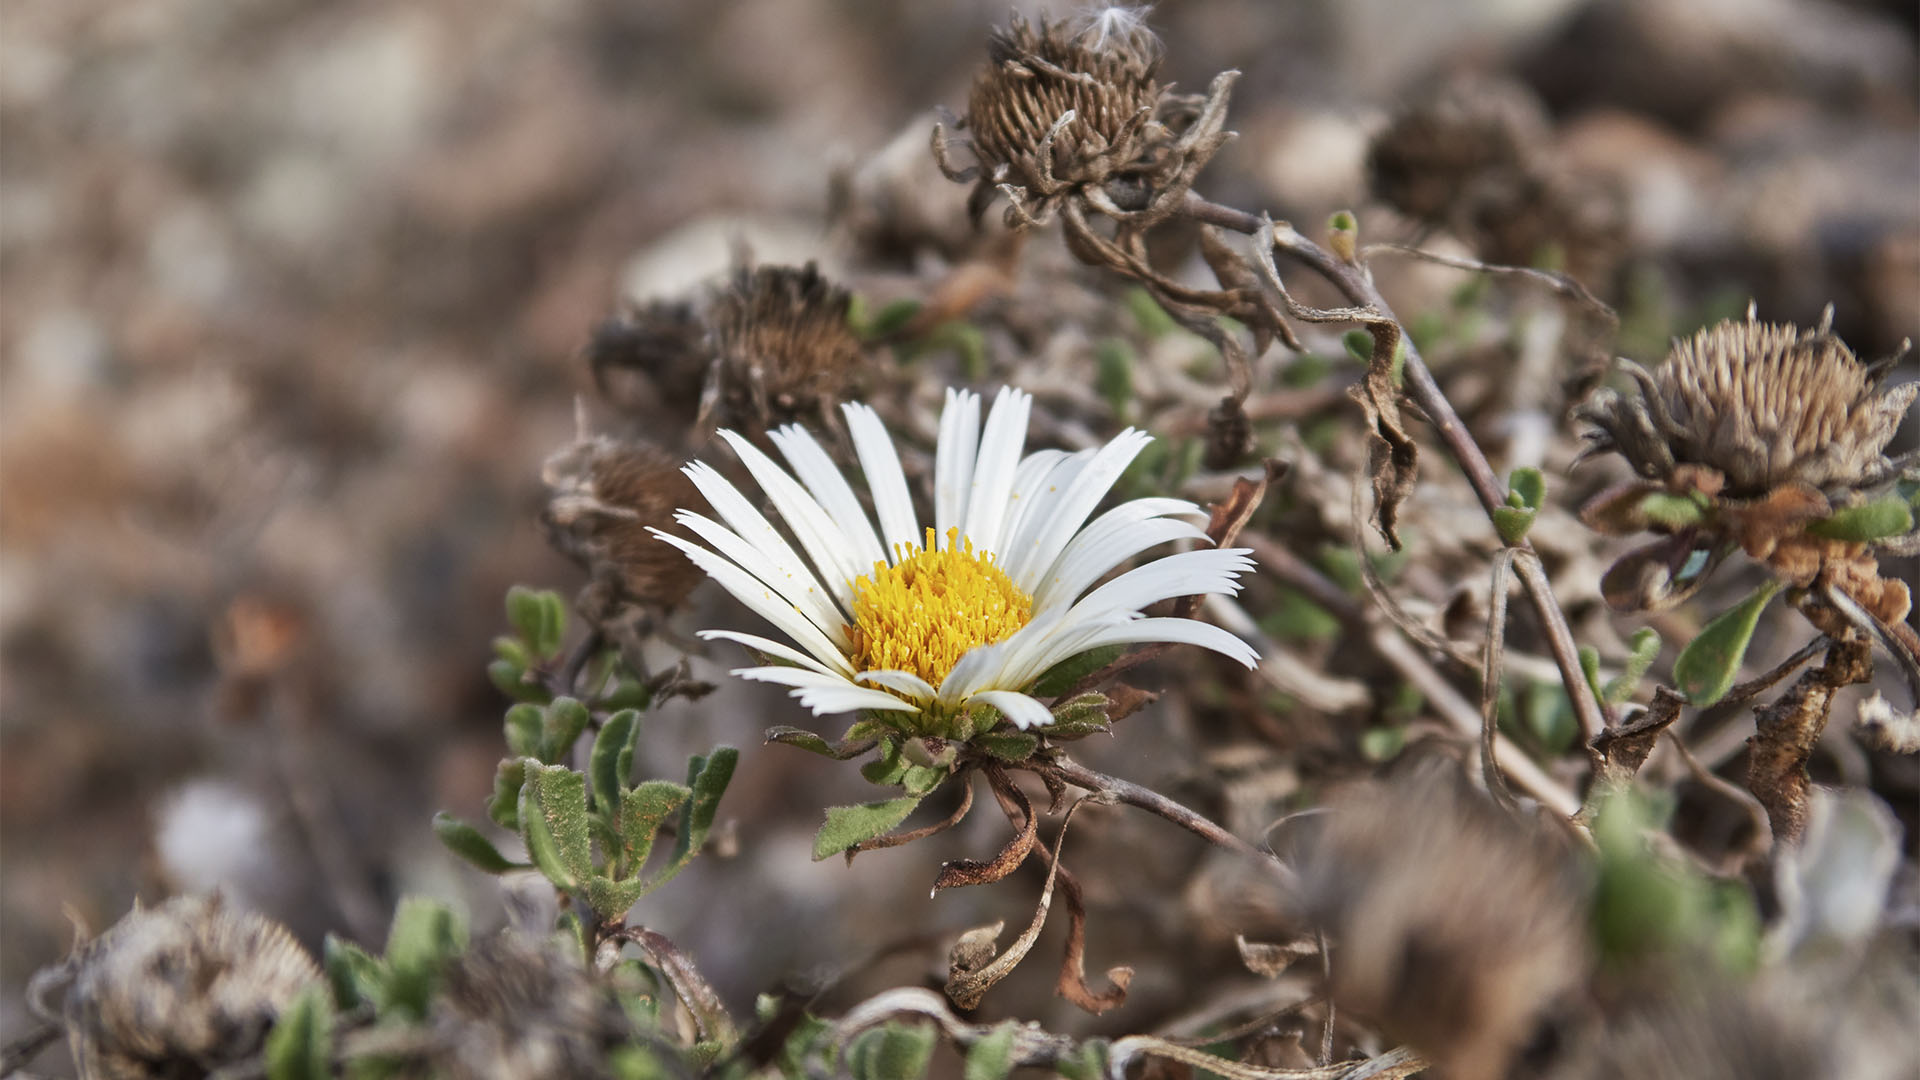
1001,451,1093,583
735,666,923,716
770,424,887,572
961,387,1031,552
843,402,921,559
1065,548,1254,624
970,690,1056,731
855,669,939,702
995,448,1070,557
697,629,839,677
671,510,845,642
1077,616,1260,668
651,529,854,676
718,430,864,608
732,666,864,690
1033,513,1210,612
682,461,848,641
1007,431,1154,593
934,388,980,548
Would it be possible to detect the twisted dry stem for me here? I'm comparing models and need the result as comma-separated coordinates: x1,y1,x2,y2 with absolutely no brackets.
1175,191,1613,756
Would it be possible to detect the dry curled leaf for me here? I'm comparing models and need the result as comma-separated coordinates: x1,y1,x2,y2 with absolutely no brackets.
1346,322,1418,551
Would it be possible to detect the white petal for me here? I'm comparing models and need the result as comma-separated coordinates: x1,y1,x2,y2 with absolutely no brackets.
1007,430,1154,593
1077,616,1260,668
995,448,1070,557
735,666,923,716
1065,548,1254,624
770,424,887,572
718,430,865,608
1033,511,1210,612
970,690,1056,731
671,510,846,643
1000,451,1093,583
697,629,839,677
934,388,980,549
933,605,1076,702
856,669,939,701
651,529,854,676
732,665,864,690
961,386,1031,553
682,461,848,640
843,402,922,559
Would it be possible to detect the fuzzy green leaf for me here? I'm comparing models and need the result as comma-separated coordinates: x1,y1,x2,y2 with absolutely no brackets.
491,635,531,669
1492,505,1537,545
586,874,648,924
1509,466,1546,510
1580,645,1604,702
1674,580,1783,705
488,758,527,830
381,898,465,1020
963,1022,1021,1080
506,586,567,660
669,748,737,868
1603,628,1664,705
861,738,908,786
540,697,591,764
519,762,593,891
847,1021,936,1080
432,812,525,874
321,935,382,1012
1094,339,1135,420
813,796,925,861
264,985,332,1080
765,725,879,759
1639,491,1707,529
591,709,644,814
503,704,544,759
1030,646,1125,697
489,659,549,704
1807,495,1915,543
900,764,947,796
971,730,1039,761
619,780,690,876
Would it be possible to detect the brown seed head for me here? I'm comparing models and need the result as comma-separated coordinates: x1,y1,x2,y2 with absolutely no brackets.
963,10,1165,200
57,895,319,1080
587,299,712,418
1289,761,1589,1080
1368,76,1550,226
709,263,864,426
542,435,705,622
1582,315,1916,499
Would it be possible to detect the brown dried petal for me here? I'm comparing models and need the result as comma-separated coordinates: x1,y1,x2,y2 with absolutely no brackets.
1598,533,1730,613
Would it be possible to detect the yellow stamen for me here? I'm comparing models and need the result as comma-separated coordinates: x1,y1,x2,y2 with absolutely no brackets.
850,527,1033,691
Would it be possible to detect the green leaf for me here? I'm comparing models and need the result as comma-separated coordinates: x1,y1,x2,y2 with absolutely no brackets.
1030,646,1124,697
432,812,525,874
847,1021,937,1080
964,1022,1020,1080
488,758,527,830
264,985,332,1080
540,697,591,764
971,729,1038,761
1258,588,1342,641
608,1046,679,1080
1048,692,1111,731
864,298,923,339
765,725,878,759
1094,339,1135,420
506,586,567,660
1603,628,1664,705
1055,1039,1111,1080
491,635,531,669
1524,681,1577,754
1509,466,1546,510
665,748,737,871
1674,580,1783,705
861,738,908,786
489,658,549,704
1639,491,1707,529
813,796,925,861
503,704,544,760
590,709,644,814
618,780,691,876
1360,725,1407,762
519,762,594,892
900,764,946,796
585,874,648,924
1492,505,1537,545
1328,209,1357,233
1579,645,1604,703
1807,495,1915,542
322,935,383,1012
600,676,653,713
1124,287,1178,338
381,898,465,1020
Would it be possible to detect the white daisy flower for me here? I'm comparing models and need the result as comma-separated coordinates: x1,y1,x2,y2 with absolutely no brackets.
651,386,1258,732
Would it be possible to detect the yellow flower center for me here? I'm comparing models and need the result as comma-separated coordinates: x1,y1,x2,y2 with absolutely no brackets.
850,527,1033,691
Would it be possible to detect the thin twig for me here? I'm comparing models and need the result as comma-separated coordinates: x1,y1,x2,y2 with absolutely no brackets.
1044,757,1272,866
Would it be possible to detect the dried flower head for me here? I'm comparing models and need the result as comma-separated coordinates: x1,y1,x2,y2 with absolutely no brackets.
652,386,1256,736
586,298,712,419
1576,311,1917,615
425,934,637,1080
937,8,1235,228
44,894,319,1080
542,424,706,626
706,262,865,432
1288,762,1589,1080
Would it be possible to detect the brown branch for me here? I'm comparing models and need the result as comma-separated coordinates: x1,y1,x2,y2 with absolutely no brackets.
1747,636,1874,844
1041,756,1282,872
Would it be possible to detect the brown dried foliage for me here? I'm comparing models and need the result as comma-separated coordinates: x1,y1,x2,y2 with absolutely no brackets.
707,262,867,432
541,435,705,627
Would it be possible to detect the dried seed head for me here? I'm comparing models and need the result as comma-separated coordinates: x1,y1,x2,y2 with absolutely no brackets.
1582,315,1916,499
1368,76,1550,226
587,299,712,418
427,934,636,1080
55,895,319,1080
542,434,705,622
962,11,1165,200
1289,761,1589,1080
709,263,864,426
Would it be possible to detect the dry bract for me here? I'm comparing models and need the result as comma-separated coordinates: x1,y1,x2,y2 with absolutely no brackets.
46,895,319,1080
707,262,865,432
541,434,706,627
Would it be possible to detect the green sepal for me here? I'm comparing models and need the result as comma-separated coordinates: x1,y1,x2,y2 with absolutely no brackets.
900,763,947,797
539,697,591,764
380,898,465,1020
1674,580,1783,706
970,729,1039,761
1603,628,1664,705
264,985,333,1080
963,1022,1021,1080
812,796,925,861
432,812,525,874
590,709,644,814
1807,494,1914,543
861,738,908,786
506,585,567,660
765,725,880,760
1030,646,1124,697
321,935,383,1012
846,1020,936,1080
519,762,593,892
1492,505,1537,545
488,758,527,830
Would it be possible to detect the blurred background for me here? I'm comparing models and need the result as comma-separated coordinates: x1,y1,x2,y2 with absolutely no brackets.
2,0,1915,1070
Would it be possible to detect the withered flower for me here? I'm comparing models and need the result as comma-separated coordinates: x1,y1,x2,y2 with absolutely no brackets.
936,8,1235,228
705,262,865,432
586,298,713,420
1288,761,1589,1080
1576,311,1917,621
542,425,706,629
42,895,319,1080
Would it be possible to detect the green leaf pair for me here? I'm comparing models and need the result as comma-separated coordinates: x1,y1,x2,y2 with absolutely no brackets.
1493,466,1546,545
